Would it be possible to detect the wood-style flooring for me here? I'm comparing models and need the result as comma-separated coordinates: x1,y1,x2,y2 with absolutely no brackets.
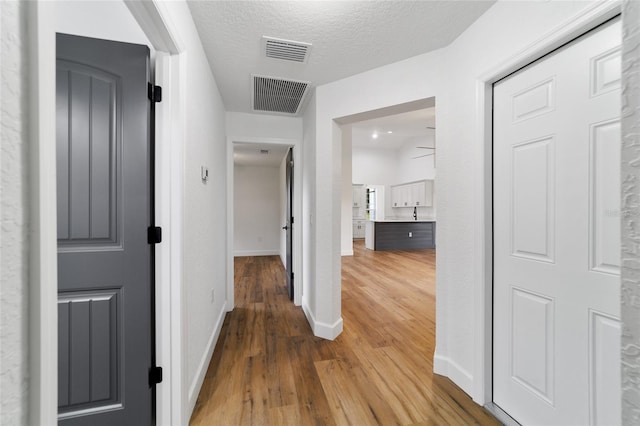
190,241,499,425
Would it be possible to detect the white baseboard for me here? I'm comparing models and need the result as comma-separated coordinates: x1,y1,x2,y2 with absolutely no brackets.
234,249,279,257
341,250,354,256
186,301,228,419
433,351,474,397
301,302,343,340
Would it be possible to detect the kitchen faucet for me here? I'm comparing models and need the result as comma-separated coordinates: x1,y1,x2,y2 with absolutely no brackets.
413,206,417,221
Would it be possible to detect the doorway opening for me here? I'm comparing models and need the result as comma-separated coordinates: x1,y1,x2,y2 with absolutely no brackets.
230,141,300,305
337,95,441,395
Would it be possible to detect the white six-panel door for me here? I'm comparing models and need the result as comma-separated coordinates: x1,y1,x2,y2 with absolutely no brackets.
493,19,621,425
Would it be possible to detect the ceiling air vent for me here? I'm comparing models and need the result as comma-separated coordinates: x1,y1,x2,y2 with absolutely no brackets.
262,36,312,63
252,75,311,115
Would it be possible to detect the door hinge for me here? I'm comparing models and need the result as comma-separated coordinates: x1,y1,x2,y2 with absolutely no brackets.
148,226,162,244
291,216,294,224
291,272,294,281
149,366,163,386
148,83,162,103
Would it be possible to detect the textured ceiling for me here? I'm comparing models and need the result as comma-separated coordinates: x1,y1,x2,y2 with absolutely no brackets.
187,1,495,115
352,107,435,150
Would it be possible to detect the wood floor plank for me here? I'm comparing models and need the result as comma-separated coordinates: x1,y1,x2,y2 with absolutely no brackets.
190,245,499,425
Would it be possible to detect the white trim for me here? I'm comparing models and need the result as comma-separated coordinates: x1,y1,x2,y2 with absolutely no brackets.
227,136,304,308
234,250,281,257
29,2,58,424
434,353,474,396
171,51,189,426
124,0,184,54
187,300,228,418
473,0,621,406
341,250,354,256
154,50,187,426
154,51,173,426
302,302,344,340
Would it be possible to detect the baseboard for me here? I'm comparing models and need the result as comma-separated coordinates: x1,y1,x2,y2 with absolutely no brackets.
433,352,474,397
234,250,279,257
186,300,228,419
341,250,354,256
301,302,343,340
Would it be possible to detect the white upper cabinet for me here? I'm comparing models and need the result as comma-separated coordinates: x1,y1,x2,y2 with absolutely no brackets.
352,184,366,218
352,184,365,208
391,180,433,207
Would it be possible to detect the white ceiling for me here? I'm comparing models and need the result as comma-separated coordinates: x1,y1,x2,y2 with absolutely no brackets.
187,1,495,115
234,143,290,168
351,107,435,150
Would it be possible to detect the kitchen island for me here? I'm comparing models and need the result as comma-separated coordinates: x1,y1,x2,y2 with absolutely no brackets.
365,219,436,251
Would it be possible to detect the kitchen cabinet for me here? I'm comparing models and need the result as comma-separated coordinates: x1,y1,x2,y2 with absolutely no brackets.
352,184,366,219
352,220,366,239
352,184,365,208
366,220,436,250
391,180,433,208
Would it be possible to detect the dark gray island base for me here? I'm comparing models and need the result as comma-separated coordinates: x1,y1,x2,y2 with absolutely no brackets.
365,220,436,250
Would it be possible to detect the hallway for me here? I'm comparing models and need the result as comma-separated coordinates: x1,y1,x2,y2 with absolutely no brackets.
190,243,498,425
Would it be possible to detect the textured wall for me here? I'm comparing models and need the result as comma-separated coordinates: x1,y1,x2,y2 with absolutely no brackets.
622,0,640,423
0,2,30,425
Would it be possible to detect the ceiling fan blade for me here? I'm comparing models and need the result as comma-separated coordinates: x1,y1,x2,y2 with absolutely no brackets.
412,153,434,159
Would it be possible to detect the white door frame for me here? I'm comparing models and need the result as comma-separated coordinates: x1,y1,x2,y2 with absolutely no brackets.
29,1,187,424
226,137,304,308
473,0,621,408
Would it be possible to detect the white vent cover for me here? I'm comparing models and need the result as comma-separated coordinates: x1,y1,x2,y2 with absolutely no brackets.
252,75,311,115
262,36,312,63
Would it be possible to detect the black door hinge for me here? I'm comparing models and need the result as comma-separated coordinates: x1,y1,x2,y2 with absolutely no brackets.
149,366,163,386
148,226,162,244
148,83,162,103
291,272,294,281
291,216,294,224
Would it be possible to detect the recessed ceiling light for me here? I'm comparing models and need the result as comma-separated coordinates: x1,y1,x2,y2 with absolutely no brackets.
372,132,378,139
387,131,393,134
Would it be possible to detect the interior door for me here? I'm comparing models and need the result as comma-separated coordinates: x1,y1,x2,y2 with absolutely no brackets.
284,148,294,300
56,33,154,425
493,18,621,425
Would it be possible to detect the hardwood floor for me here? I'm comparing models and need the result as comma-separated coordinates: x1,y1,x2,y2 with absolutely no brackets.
190,241,499,425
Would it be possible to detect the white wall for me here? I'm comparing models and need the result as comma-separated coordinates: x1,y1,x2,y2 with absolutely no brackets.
1,2,30,424
302,91,317,331
54,1,155,61
621,0,640,423
341,125,354,255
156,2,229,421
396,135,437,183
234,165,281,256
226,111,303,141
310,0,604,402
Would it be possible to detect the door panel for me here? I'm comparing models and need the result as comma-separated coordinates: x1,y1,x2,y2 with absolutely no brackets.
493,19,621,425
57,33,153,426
285,148,294,300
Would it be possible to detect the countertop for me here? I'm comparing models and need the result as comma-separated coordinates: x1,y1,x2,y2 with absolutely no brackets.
370,218,436,223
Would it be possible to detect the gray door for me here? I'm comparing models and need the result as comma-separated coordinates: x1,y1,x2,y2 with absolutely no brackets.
56,33,154,425
284,148,294,300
